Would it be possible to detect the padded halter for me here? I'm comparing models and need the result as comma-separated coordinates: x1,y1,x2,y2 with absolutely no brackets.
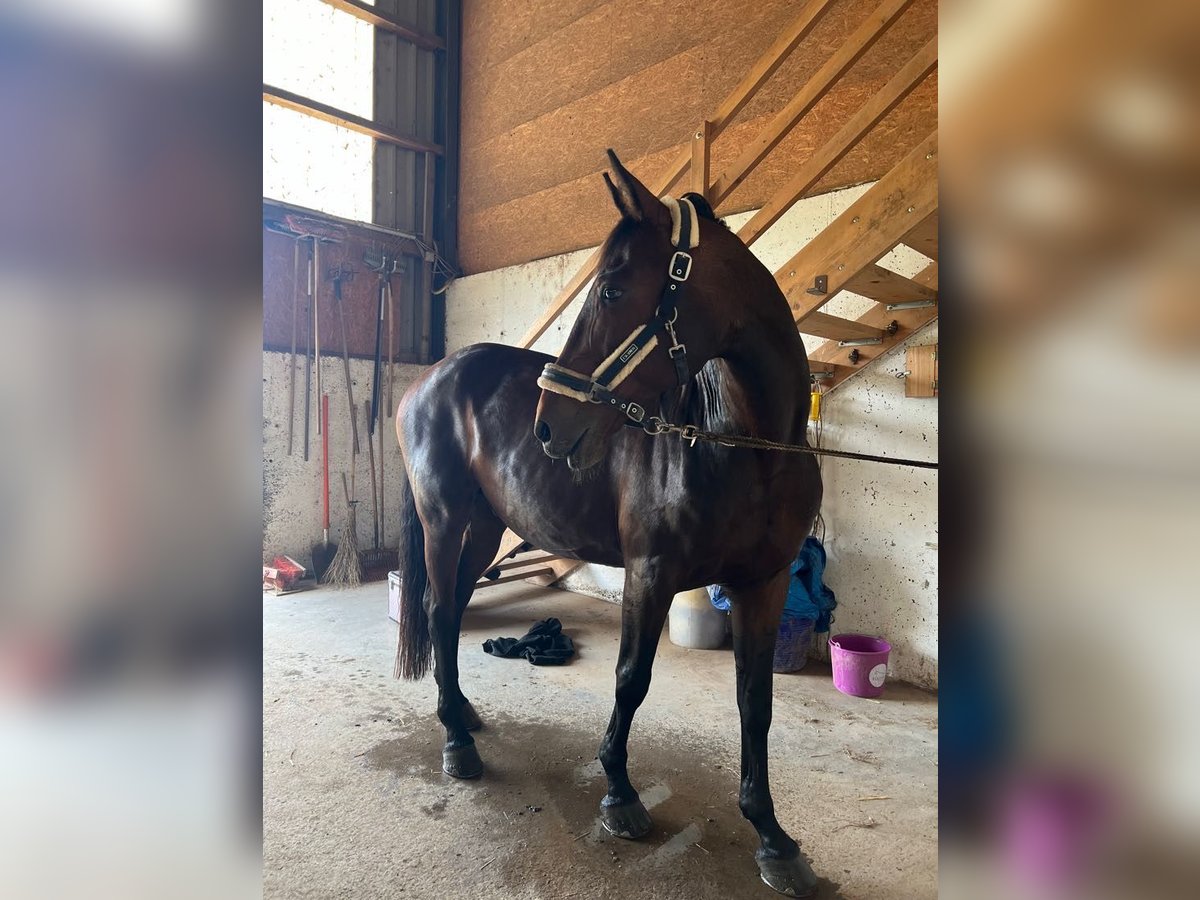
537,196,698,424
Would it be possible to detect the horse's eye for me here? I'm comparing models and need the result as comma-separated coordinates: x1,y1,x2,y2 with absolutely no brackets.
600,285,622,304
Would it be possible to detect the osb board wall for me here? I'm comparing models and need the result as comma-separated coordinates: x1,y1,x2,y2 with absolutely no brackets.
263,202,426,361
458,0,937,274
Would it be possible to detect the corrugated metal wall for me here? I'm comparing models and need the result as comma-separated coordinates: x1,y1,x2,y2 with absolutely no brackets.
373,0,458,360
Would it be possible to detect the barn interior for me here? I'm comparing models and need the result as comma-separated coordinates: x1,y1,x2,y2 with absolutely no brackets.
263,1,939,897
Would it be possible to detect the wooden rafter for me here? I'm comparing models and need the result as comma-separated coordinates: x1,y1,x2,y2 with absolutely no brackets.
736,36,937,247
516,0,842,349
690,120,713,200
709,0,919,207
318,0,444,51
263,84,443,156
778,129,938,323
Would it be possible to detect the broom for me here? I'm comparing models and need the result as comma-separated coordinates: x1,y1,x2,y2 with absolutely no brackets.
322,473,362,587
321,403,362,587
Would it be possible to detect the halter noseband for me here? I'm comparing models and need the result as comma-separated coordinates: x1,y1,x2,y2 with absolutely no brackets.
537,196,699,425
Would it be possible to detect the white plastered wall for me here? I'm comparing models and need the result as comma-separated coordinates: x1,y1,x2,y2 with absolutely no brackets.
262,352,425,568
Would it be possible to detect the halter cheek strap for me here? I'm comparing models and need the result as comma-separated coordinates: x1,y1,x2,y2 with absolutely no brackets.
537,196,698,425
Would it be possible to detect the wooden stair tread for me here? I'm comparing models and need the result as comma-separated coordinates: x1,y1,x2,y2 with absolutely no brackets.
476,567,556,587
796,311,883,342
901,211,938,261
843,263,937,305
809,261,939,389
490,552,565,573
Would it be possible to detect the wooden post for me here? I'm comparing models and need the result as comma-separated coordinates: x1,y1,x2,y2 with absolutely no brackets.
690,120,713,200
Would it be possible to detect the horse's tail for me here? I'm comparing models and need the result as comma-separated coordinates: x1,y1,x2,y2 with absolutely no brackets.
394,465,432,680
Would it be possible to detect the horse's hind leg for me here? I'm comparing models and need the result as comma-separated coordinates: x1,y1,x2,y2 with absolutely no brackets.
597,562,674,839
423,491,504,778
727,570,819,898
449,495,505,734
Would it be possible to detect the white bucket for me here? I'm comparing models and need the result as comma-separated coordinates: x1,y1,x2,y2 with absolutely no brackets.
668,588,728,649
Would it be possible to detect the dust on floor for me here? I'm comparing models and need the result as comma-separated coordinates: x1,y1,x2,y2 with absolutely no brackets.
264,581,937,899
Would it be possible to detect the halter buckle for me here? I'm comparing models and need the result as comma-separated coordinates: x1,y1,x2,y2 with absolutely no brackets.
624,402,646,423
669,251,692,281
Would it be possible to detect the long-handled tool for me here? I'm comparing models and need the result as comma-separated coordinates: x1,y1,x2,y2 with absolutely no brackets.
358,398,398,579
287,239,300,455
377,396,385,547
370,276,385,436
363,251,401,435
330,262,360,455
364,399,379,550
311,394,338,579
313,239,323,435
303,239,313,460
386,277,395,418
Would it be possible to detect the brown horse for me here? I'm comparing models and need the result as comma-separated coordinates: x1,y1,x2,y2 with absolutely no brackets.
394,151,822,896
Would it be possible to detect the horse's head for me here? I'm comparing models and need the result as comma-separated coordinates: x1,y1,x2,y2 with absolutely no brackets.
534,150,727,470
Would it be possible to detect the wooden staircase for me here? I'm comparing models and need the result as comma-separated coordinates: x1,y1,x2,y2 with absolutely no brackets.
473,521,582,593
481,0,937,590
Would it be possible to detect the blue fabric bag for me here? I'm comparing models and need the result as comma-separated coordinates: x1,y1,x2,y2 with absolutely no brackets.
708,536,837,632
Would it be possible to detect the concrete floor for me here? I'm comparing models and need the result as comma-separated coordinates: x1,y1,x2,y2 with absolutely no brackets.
264,581,937,899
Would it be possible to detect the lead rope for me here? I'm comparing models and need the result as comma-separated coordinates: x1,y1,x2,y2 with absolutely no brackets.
638,417,939,470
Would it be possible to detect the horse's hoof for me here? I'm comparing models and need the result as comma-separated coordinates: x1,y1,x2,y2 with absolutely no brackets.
461,701,482,732
757,853,819,898
599,798,653,839
442,744,483,779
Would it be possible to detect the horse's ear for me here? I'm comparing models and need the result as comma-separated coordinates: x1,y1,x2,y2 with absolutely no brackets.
602,172,640,222
604,149,664,225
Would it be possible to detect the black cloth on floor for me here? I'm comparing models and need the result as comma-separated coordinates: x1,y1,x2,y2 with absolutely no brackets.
482,617,575,666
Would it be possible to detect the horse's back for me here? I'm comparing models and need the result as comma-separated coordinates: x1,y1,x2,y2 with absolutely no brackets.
398,342,548,431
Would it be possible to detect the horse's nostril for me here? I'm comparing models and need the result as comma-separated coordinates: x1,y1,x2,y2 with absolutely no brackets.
534,419,551,443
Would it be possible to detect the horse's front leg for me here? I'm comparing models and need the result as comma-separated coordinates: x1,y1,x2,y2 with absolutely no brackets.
728,569,820,898
597,562,674,839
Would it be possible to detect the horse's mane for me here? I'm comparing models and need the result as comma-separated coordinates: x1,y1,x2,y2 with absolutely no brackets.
679,192,728,230
660,358,738,434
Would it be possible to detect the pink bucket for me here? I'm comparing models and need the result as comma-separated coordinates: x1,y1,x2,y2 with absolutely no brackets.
829,633,891,698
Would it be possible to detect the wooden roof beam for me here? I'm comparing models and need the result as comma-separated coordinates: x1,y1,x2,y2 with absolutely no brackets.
709,0,920,208
736,37,937,248
779,129,938,324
